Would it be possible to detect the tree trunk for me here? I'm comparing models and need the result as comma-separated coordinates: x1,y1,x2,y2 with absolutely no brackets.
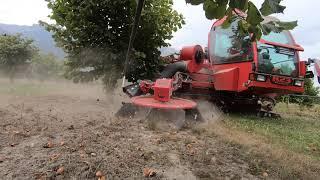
9,66,15,83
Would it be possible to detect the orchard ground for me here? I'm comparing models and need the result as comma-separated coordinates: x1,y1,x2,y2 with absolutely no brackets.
0,78,319,179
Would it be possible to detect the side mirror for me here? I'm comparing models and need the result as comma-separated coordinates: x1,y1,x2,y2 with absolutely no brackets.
305,71,314,79
306,58,315,66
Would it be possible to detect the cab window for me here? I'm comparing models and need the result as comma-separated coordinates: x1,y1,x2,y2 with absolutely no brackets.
209,19,252,64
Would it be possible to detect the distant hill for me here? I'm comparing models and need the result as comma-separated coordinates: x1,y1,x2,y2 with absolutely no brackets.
0,23,181,59
0,23,65,59
160,47,179,56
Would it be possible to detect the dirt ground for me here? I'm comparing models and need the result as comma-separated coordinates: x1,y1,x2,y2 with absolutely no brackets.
0,81,281,179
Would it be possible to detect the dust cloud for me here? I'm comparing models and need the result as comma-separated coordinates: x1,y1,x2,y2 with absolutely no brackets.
196,99,224,124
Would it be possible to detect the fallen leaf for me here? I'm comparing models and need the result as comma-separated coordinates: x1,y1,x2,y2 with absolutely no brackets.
49,154,61,161
186,144,192,149
96,171,103,177
43,142,54,148
262,172,268,177
98,176,106,180
143,168,156,177
34,173,46,180
80,154,85,158
56,167,64,175
60,141,65,146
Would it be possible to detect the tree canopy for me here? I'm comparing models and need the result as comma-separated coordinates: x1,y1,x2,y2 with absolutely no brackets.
187,0,297,40
42,0,184,86
0,34,37,81
30,53,64,81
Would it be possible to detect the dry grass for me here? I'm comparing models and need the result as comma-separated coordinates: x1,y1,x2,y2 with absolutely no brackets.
192,103,320,179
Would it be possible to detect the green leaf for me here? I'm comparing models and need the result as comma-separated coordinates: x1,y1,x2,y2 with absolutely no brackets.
203,0,227,19
229,0,248,11
203,0,218,19
261,20,297,35
260,0,286,16
186,0,204,5
221,8,234,29
248,25,262,41
277,20,298,30
246,2,264,26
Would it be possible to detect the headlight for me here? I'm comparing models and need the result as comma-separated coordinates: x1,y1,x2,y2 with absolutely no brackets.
294,80,303,87
256,75,266,82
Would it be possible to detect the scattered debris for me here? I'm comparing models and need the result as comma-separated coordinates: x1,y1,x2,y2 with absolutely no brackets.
60,141,65,146
49,154,61,161
67,125,74,130
0,157,4,163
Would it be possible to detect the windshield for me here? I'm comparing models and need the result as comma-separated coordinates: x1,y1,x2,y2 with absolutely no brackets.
261,31,294,45
209,18,252,64
257,43,298,77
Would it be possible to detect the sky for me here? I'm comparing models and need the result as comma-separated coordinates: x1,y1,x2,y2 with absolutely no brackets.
0,0,319,60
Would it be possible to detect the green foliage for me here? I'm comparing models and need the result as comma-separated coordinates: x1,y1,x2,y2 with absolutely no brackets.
304,78,320,97
280,79,320,107
260,0,286,16
31,53,64,81
187,0,297,41
42,0,184,87
0,34,37,81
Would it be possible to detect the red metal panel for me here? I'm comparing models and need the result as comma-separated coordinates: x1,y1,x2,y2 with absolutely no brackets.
131,96,197,110
179,45,204,73
213,62,252,92
153,79,172,102
213,67,240,91
249,80,304,94
299,61,306,77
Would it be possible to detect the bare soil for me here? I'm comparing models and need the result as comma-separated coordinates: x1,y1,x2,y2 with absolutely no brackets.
0,81,275,179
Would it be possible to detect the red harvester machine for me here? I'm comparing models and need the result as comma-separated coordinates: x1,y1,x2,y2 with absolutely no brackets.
122,15,315,118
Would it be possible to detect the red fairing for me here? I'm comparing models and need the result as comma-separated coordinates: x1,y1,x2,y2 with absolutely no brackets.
299,61,306,77
153,79,173,102
180,46,199,60
179,45,204,73
131,96,197,110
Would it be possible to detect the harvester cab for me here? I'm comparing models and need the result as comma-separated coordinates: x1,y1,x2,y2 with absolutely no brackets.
121,13,314,118
203,16,312,114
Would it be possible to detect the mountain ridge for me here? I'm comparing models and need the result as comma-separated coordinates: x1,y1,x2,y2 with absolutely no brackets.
0,23,65,59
